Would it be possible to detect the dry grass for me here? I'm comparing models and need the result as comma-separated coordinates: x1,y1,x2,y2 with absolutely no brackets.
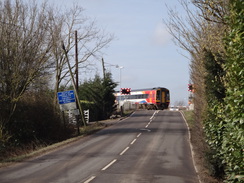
182,110,223,183
0,122,106,167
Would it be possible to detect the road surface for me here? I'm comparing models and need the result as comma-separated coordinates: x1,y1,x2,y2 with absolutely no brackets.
0,110,199,183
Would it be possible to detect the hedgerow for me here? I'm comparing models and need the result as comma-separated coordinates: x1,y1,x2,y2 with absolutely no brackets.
204,1,244,182
221,0,244,181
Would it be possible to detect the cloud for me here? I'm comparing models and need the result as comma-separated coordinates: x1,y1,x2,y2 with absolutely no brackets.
152,23,172,46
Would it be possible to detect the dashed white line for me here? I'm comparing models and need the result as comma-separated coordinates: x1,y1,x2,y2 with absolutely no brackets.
83,176,96,183
145,124,149,128
84,111,160,183
120,147,130,155
137,133,142,137
101,159,117,171
130,139,137,145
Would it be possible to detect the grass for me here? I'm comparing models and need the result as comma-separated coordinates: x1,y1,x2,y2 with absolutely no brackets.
182,110,223,183
182,110,195,128
0,122,106,167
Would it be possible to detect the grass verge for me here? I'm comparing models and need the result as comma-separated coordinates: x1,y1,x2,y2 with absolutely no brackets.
181,110,223,183
0,122,106,167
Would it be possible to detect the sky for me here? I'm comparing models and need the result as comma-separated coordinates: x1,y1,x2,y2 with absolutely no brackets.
39,0,192,105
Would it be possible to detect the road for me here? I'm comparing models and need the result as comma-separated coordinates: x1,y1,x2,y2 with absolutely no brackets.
0,110,199,183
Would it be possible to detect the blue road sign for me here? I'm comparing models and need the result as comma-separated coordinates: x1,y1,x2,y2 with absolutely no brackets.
57,90,76,104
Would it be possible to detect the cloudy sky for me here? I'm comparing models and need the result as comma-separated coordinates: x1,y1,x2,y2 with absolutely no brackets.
40,0,192,105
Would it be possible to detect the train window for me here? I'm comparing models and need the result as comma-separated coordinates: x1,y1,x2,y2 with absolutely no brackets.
156,90,161,100
166,93,170,100
116,94,149,100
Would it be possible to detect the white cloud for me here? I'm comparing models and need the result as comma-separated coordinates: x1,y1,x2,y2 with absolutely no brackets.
152,23,172,46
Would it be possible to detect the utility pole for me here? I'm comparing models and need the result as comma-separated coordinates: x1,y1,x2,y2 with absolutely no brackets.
75,30,80,134
102,58,106,79
75,30,79,91
62,41,86,129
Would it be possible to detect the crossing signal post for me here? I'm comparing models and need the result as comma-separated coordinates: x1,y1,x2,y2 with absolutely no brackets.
188,84,195,93
121,88,131,95
188,84,193,92
188,84,194,110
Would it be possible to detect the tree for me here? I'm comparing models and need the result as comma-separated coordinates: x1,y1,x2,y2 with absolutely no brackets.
101,72,118,120
164,0,244,182
50,3,114,106
79,73,117,122
0,0,55,126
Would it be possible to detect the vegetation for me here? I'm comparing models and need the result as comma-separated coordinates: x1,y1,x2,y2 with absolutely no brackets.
0,0,116,161
1,122,106,164
166,0,243,182
78,73,118,122
0,1,243,182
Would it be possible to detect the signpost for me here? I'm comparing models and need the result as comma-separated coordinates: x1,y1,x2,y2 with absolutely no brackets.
61,41,86,127
57,90,77,111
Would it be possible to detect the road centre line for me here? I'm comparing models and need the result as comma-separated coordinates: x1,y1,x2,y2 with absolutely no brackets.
84,111,158,183
137,133,142,137
83,176,96,183
130,139,137,145
120,147,130,155
99,112,159,174
101,159,117,171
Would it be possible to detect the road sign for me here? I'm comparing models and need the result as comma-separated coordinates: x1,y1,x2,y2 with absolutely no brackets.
57,90,77,111
57,90,76,104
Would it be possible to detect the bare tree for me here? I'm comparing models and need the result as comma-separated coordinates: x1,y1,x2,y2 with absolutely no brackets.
49,3,114,106
164,0,228,118
164,1,229,182
0,0,113,127
0,0,56,125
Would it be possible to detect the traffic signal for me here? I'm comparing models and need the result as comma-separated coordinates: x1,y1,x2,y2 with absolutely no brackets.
121,88,131,95
188,84,193,92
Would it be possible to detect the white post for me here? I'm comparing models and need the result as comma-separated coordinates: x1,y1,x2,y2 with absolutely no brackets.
84,109,89,124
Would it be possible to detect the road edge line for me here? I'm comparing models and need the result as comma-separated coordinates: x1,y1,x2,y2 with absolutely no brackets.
180,111,202,183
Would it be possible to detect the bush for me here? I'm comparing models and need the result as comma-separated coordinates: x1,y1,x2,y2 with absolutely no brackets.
0,91,75,160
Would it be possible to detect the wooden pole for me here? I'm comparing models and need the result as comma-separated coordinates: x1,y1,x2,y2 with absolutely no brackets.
61,41,86,128
102,58,106,79
75,30,79,91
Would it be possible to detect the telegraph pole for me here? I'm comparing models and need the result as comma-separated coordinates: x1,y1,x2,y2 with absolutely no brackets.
102,58,106,79
75,30,79,91
74,30,80,134
62,41,86,129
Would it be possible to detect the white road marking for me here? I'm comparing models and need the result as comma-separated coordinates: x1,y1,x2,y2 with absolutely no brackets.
102,159,117,171
180,111,202,183
84,111,160,183
137,133,142,137
130,139,137,145
120,147,130,155
150,111,157,120
83,176,96,183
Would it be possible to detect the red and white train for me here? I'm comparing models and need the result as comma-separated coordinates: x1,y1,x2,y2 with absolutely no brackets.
115,87,170,110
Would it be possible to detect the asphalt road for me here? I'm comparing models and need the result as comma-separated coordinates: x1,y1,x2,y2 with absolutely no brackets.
0,110,199,183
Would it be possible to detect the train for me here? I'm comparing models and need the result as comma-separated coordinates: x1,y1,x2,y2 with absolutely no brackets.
115,87,170,110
